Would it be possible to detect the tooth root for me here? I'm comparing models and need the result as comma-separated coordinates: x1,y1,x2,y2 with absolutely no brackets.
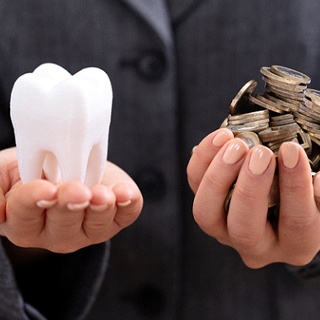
43,152,61,183
85,143,107,187
10,63,113,187
17,147,46,183
56,149,91,185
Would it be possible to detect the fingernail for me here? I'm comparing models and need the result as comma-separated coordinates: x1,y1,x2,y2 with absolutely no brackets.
67,201,90,211
222,139,248,165
281,142,300,169
248,146,273,175
36,199,57,209
117,200,132,207
212,130,231,148
89,203,109,212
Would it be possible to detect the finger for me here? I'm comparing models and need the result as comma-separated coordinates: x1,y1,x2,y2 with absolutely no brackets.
0,147,20,187
56,181,92,209
192,138,248,243
187,128,234,193
112,183,143,229
83,185,117,239
44,182,92,243
3,180,57,244
89,184,116,211
6,180,57,221
100,161,143,216
227,145,277,266
277,142,319,263
83,183,142,243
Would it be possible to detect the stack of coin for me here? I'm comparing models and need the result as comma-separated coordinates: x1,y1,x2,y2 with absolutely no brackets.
295,89,320,138
221,65,316,216
227,110,269,134
259,116,308,156
225,79,269,137
294,88,320,169
261,65,310,107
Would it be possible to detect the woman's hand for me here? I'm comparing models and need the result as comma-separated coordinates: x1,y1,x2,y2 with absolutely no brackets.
187,128,320,268
0,147,143,253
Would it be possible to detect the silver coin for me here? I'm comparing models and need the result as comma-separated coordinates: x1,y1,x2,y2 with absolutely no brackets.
235,131,262,149
270,65,311,84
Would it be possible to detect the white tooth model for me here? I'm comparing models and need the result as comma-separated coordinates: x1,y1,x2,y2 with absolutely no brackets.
10,63,113,187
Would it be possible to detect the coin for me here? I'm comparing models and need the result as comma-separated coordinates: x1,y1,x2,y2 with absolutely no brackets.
297,129,312,154
228,113,269,126
270,114,295,127
265,84,305,101
305,88,320,108
262,76,307,92
228,109,268,121
311,136,320,147
227,122,269,134
260,66,310,85
268,175,280,208
249,94,285,114
220,117,229,128
270,65,311,84
229,80,258,115
235,131,262,148
223,65,317,214
264,93,299,112
298,103,320,122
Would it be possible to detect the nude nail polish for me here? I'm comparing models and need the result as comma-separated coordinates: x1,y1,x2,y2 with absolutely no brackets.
248,146,272,175
36,199,57,209
281,142,300,169
117,200,132,207
222,140,248,165
212,130,231,148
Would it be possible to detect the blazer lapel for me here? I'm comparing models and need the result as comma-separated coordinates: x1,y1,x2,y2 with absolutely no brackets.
120,0,173,48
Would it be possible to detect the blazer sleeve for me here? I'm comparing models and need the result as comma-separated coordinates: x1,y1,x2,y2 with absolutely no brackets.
0,238,110,320
0,81,15,150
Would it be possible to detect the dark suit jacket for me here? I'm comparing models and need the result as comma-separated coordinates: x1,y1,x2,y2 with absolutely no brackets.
2,1,320,319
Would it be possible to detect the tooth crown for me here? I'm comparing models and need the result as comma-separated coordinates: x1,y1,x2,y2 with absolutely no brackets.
10,63,113,187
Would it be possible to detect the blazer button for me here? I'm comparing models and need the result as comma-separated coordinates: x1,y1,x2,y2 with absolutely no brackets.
136,50,167,80
134,167,166,201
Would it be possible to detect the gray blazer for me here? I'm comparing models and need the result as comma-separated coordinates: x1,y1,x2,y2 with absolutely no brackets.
1,0,320,319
